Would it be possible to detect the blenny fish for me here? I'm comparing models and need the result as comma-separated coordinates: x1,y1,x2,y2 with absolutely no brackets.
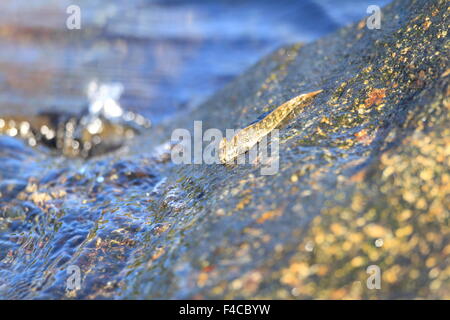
0,82,151,157
219,89,322,163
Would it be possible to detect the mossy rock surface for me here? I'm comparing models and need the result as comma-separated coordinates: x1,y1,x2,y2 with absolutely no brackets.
0,0,448,299
126,0,448,299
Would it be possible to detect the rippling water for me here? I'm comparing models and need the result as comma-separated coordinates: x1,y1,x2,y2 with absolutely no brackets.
0,0,389,122
0,0,392,299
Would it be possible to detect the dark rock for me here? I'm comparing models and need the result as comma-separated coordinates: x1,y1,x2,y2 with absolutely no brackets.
0,0,448,300
123,0,449,299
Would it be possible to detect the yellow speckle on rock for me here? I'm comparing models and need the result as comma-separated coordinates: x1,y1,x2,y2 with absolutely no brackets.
330,223,346,236
395,225,413,238
384,265,401,283
402,190,417,203
351,256,365,267
423,18,432,30
256,208,283,224
364,224,388,238
197,272,209,287
31,192,52,205
398,210,412,221
235,194,252,211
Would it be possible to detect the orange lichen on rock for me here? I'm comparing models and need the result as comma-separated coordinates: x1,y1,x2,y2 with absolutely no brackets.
256,208,283,224
365,88,387,107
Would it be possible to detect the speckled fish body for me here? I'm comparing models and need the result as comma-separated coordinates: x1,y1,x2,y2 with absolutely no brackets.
219,89,322,163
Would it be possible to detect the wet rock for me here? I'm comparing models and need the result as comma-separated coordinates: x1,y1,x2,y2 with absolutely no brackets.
0,82,151,158
0,179,29,202
122,0,449,299
0,0,448,299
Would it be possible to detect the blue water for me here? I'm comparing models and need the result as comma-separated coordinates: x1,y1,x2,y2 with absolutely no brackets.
0,0,390,122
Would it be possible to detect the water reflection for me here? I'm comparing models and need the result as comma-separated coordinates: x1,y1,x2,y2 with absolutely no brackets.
0,81,150,157
0,0,390,122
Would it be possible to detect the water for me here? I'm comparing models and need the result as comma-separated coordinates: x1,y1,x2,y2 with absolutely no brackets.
0,0,389,122
0,0,393,299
